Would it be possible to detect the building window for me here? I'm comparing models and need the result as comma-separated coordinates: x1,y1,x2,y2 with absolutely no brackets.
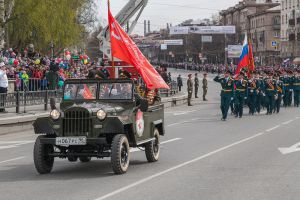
274,31,280,38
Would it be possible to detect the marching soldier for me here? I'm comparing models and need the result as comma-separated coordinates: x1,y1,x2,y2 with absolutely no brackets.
254,72,263,114
214,71,234,121
281,71,292,107
202,73,208,101
234,72,248,118
275,74,284,113
187,74,193,106
194,73,199,98
177,74,183,92
292,71,300,107
263,73,277,115
247,74,258,115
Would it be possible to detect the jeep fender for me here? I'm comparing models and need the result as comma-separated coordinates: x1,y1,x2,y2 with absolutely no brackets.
33,117,55,135
152,120,165,136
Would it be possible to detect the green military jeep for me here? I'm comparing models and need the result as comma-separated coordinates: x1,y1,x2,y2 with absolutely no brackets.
33,79,165,174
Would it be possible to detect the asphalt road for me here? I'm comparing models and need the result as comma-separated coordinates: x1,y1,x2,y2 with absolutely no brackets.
1,70,300,200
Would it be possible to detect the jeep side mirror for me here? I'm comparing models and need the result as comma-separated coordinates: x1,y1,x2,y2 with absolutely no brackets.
140,98,148,112
50,98,56,110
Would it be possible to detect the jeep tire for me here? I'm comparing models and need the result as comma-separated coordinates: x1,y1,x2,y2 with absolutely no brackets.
145,128,160,162
79,156,91,162
33,135,54,174
111,134,130,174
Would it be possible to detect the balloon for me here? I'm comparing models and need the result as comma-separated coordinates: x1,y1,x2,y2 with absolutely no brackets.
79,55,83,60
83,59,88,65
9,58,14,65
34,59,40,65
58,81,64,88
66,54,71,60
13,59,19,66
83,55,88,59
59,62,64,68
65,51,71,56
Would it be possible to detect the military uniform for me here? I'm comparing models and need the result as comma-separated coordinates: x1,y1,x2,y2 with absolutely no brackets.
194,74,199,98
255,76,264,114
187,75,193,106
234,78,248,118
247,78,258,115
202,74,208,101
292,74,300,107
281,75,292,107
214,75,234,121
263,77,277,115
275,78,284,113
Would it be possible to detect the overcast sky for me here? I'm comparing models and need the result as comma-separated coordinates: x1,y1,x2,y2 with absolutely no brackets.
96,0,240,35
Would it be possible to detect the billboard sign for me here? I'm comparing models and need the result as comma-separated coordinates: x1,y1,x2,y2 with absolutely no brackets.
170,26,236,35
201,35,212,43
228,45,243,58
163,39,183,45
169,26,189,35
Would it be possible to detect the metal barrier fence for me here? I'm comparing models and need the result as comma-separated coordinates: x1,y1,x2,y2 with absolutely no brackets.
13,78,52,91
159,81,178,97
0,90,63,113
1,81,179,113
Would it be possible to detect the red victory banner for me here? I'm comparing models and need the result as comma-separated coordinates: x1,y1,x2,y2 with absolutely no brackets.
108,5,169,90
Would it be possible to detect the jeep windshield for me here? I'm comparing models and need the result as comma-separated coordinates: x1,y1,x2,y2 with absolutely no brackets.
64,83,97,100
99,82,133,100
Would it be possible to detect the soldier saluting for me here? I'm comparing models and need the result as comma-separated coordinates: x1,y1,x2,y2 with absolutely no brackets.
214,71,234,121
234,72,248,118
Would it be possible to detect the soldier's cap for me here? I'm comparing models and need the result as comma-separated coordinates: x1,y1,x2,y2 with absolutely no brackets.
195,73,198,75
203,73,207,76
119,70,132,79
188,74,192,77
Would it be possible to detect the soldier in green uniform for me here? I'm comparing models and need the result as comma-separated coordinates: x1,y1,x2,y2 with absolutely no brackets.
194,73,199,98
263,74,277,115
292,71,300,107
254,72,263,114
281,71,292,107
202,73,208,101
187,74,193,106
214,71,234,121
234,72,248,118
247,74,258,115
275,74,284,113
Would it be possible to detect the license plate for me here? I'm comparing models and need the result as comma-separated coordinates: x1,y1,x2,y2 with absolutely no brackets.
55,137,87,146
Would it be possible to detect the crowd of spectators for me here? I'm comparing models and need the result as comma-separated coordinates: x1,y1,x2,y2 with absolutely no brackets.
1,47,98,91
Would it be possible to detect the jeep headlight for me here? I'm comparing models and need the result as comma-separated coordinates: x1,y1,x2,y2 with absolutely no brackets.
50,109,60,120
97,109,107,120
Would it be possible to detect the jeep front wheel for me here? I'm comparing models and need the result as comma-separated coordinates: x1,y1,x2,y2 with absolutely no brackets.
33,135,54,174
145,128,160,162
111,134,130,174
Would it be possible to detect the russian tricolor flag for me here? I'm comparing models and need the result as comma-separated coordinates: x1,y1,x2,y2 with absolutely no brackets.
235,34,249,75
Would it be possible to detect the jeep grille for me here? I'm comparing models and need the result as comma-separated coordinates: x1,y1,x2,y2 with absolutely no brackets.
63,108,91,136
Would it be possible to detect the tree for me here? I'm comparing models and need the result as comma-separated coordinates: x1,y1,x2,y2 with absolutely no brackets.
0,0,14,49
6,0,96,54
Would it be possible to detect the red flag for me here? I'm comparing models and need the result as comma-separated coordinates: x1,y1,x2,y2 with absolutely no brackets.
248,38,255,75
108,9,169,90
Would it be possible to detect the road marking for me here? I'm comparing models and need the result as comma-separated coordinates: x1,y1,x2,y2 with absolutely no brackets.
94,131,277,200
282,119,294,125
0,157,26,165
265,125,280,132
130,138,182,153
0,141,34,150
279,142,300,155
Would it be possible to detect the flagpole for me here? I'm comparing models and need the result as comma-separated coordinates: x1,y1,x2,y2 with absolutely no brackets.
108,0,115,78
